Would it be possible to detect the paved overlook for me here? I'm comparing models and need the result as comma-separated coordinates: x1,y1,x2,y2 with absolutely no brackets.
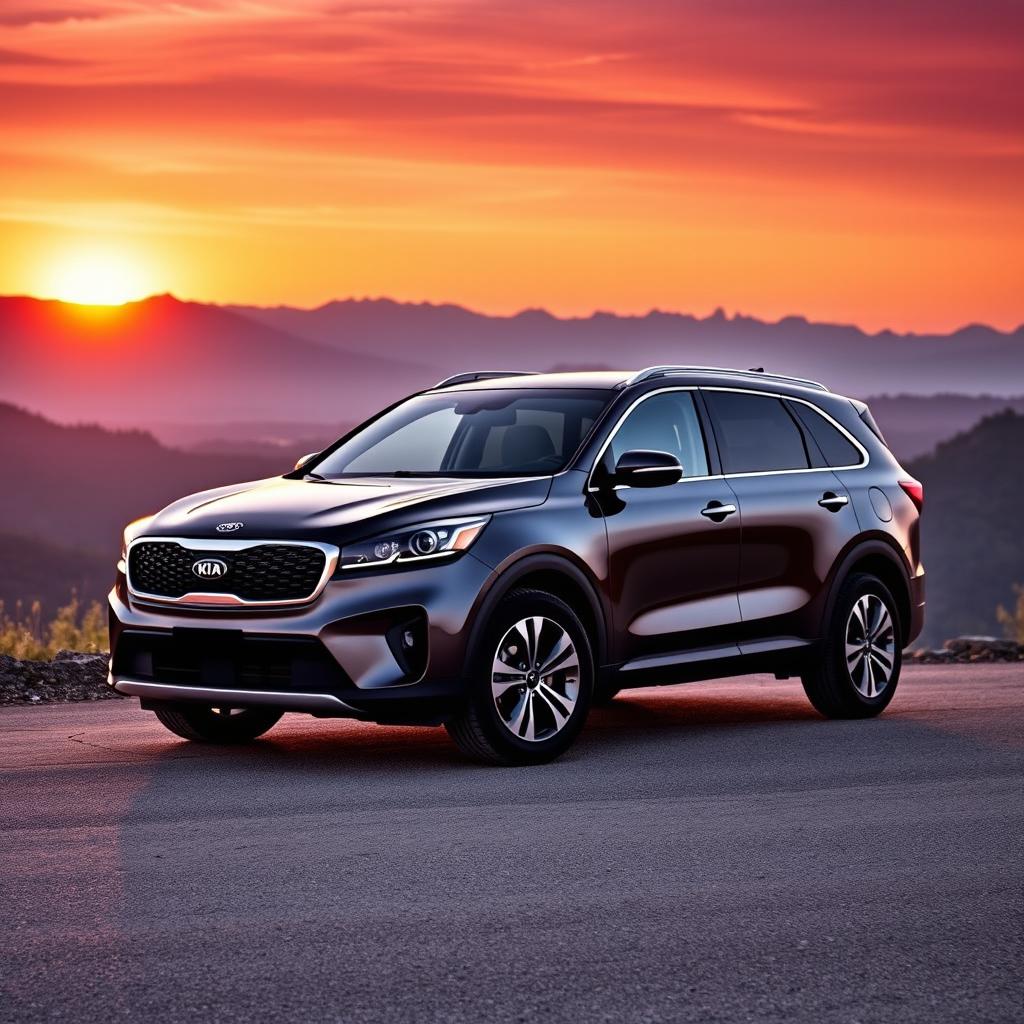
2,666,1022,1024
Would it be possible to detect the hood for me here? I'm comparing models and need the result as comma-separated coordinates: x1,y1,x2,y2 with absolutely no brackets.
144,474,552,542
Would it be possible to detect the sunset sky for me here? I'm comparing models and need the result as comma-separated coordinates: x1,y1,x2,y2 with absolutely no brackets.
1,0,1022,331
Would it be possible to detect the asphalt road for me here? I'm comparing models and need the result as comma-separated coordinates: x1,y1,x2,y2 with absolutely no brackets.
2,665,1022,1024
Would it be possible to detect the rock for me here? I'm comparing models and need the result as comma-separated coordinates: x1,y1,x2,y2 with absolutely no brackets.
920,636,1024,663
912,648,954,662
0,651,120,706
53,648,105,663
944,635,1018,656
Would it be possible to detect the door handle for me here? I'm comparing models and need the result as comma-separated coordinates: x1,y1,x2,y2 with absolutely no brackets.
700,501,737,520
818,492,849,511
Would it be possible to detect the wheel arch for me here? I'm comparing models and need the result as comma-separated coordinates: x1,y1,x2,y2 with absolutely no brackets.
822,537,913,644
466,553,609,671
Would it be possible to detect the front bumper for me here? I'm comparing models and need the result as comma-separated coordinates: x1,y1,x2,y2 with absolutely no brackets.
108,551,496,721
110,677,364,715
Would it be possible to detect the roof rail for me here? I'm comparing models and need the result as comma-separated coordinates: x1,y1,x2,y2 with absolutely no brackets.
624,365,829,392
433,370,539,389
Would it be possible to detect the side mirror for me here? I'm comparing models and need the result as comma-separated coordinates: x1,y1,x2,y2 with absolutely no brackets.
613,449,683,489
294,451,319,472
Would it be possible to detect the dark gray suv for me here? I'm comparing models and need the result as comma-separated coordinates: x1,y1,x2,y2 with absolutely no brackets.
109,366,925,764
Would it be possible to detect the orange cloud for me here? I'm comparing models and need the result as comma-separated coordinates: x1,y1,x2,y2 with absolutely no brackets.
0,0,1021,330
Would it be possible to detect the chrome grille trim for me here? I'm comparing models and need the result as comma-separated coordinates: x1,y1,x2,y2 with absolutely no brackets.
125,537,340,608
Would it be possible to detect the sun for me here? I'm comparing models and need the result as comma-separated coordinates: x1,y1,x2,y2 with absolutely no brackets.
39,245,155,306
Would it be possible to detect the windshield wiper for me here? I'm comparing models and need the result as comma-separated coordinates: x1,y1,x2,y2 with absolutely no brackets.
389,470,454,477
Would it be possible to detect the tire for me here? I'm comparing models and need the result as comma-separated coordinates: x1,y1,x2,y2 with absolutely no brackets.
801,572,903,719
445,588,594,765
153,704,283,743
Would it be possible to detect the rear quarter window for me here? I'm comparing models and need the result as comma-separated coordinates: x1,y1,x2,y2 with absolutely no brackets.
789,402,862,468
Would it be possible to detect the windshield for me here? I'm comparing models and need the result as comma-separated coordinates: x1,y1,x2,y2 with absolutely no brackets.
312,389,611,478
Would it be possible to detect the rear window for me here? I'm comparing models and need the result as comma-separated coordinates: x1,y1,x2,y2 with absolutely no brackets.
704,391,809,473
789,402,862,468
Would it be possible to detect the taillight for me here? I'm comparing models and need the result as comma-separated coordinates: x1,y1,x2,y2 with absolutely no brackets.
899,478,924,512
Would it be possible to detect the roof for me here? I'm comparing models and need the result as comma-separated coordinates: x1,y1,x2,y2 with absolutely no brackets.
429,367,834,396
431,370,629,391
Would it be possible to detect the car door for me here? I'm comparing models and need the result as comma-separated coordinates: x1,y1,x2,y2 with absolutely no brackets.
590,389,743,665
701,388,861,643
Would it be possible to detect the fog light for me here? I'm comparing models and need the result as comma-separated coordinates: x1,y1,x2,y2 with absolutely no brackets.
402,629,416,649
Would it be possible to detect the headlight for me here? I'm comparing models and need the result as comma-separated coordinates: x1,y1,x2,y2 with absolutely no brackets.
339,516,489,571
119,514,155,570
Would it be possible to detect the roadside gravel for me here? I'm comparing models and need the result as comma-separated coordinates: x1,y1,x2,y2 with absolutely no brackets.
0,650,119,706
911,636,1024,663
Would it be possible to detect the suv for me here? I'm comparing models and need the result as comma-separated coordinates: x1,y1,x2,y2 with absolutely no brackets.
109,367,924,765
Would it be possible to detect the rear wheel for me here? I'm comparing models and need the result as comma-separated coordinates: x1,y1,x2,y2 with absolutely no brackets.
445,588,594,765
153,704,283,743
801,572,902,719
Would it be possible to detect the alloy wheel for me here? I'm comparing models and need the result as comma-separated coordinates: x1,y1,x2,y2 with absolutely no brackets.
491,616,580,742
845,593,896,698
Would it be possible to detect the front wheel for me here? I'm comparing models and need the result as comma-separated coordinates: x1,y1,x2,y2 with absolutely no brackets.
153,704,283,743
801,572,902,719
445,588,594,765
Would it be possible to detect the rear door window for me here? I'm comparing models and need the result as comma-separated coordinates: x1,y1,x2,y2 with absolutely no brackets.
704,390,810,473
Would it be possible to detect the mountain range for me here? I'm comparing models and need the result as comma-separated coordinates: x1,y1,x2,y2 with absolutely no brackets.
2,292,1021,645
1,294,1021,438
230,297,1024,402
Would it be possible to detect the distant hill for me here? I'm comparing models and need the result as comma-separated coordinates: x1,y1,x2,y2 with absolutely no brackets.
143,418,350,457
230,297,1024,402
865,394,1024,462
0,403,284,553
909,410,1024,646
2,293,1023,438
0,294,430,427
0,532,112,620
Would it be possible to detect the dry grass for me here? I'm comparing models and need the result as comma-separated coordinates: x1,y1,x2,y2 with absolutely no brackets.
997,584,1024,643
0,595,107,660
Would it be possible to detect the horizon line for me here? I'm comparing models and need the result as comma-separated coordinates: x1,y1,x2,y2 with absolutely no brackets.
4,290,1022,339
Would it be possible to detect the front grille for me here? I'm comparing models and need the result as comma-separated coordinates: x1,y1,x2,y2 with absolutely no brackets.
113,630,350,693
128,542,327,603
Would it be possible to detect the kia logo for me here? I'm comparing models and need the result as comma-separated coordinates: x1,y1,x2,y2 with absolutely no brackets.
192,558,228,579
216,522,243,533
